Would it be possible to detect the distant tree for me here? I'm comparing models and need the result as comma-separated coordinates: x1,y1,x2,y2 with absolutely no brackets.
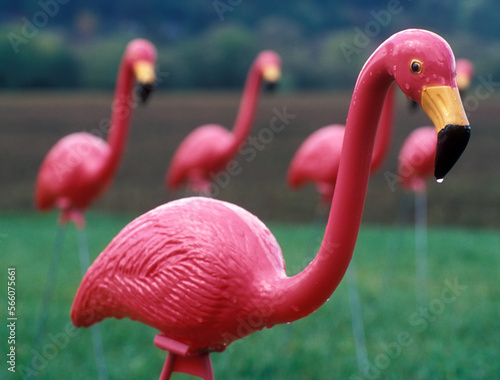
0,26,79,88
170,24,259,89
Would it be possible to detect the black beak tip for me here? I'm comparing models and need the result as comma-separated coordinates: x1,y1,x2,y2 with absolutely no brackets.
264,80,278,93
409,99,419,112
434,124,471,180
137,83,154,104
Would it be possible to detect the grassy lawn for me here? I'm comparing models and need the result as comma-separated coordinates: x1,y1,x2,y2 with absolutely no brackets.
0,212,499,379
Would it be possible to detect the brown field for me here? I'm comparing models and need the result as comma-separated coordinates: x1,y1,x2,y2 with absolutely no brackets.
0,90,498,226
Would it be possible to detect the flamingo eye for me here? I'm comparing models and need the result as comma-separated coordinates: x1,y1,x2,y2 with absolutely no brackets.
410,60,422,74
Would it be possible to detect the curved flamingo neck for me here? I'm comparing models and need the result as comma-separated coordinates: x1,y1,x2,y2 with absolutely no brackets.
101,58,135,179
229,60,263,151
370,83,396,172
270,45,393,324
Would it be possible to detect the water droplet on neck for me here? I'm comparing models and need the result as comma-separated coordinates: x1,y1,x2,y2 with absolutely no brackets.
436,178,444,184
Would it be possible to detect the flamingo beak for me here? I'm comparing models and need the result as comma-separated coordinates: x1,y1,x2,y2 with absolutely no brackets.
456,72,471,91
133,61,156,104
262,65,281,92
420,85,470,180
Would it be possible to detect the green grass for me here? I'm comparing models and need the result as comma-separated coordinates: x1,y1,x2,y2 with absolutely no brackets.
0,212,499,379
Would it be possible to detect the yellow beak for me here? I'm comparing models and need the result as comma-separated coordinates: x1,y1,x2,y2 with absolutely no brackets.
262,65,281,83
133,61,156,85
456,72,471,91
421,85,469,134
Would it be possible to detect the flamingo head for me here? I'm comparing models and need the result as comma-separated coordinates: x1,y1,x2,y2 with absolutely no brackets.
125,39,158,104
257,50,282,92
386,29,470,181
456,58,474,91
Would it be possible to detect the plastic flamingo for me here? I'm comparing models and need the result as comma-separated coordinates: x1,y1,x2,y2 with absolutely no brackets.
35,39,157,226
166,50,281,195
455,58,474,94
398,127,437,193
71,30,470,380
286,82,396,376
33,39,157,380
287,84,396,205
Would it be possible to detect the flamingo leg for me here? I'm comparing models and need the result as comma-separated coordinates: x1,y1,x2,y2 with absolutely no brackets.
155,334,214,380
33,224,67,351
414,189,428,308
346,259,369,377
77,228,109,380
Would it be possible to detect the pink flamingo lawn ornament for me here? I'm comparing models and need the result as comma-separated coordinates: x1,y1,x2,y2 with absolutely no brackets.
35,39,157,226
286,84,396,376
397,59,473,308
287,84,396,206
71,30,470,380
34,39,157,379
166,50,281,196
455,58,474,94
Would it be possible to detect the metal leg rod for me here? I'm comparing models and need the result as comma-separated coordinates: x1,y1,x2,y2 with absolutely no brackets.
77,228,109,380
415,190,428,308
33,225,67,351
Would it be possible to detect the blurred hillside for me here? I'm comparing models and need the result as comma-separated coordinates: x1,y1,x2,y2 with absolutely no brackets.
1,1,500,90
0,2,499,227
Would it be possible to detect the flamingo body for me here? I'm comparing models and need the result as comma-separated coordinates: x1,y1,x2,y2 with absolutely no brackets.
166,50,281,194
36,132,112,212
287,85,396,203
167,125,236,194
287,125,344,203
398,127,436,192
72,197,285,352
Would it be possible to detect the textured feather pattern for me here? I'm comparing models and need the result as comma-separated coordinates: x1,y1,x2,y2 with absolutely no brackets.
71,197,285,352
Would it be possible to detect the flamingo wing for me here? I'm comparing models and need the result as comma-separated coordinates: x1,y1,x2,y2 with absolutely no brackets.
287,125,346,189
71,197,285,352
166,125,235,191
35,132,110,211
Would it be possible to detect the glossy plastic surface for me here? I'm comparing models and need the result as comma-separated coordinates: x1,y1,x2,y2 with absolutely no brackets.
71,29,469,379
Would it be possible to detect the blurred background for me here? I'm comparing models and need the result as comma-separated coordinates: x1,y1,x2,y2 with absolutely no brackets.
0,0,499,226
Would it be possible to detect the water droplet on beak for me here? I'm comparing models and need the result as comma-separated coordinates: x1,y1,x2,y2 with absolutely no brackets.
436,178,444,184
